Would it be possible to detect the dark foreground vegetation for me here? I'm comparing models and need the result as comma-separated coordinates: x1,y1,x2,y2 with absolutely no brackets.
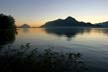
0,44,88,72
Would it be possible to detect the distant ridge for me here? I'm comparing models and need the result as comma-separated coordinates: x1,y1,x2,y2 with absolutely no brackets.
96,21,108,27
41,16,101,28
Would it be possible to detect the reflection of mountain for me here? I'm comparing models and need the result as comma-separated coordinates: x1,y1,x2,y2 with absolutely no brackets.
0,30,16,46
41,16,99,28
22,28,30,33
44,28,88,41
101,28,108,36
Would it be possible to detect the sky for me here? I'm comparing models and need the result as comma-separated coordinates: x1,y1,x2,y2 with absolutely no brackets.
0,0,108,27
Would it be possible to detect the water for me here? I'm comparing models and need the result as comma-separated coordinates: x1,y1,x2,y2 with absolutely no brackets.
1,28,108,72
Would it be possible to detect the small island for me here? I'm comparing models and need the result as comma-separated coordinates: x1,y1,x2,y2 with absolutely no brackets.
19,24,31,28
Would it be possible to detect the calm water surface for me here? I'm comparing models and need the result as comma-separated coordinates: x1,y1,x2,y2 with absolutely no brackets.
2,28,108,72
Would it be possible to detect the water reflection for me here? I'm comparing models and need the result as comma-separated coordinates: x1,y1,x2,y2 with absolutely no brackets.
44,28,108,41
101,28,108,36
22,28,30,33
0,29,16,46
44,28,91,41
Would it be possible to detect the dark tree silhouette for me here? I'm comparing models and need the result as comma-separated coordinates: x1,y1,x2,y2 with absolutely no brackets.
0,14,16,29
0,14,16,46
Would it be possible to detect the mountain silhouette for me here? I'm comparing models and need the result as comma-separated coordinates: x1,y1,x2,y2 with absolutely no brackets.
41,16,98,28
96,21,108,27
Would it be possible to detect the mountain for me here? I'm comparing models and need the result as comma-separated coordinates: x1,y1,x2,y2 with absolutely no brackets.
20,24,31,28
96,21,108,27
41,16,98,28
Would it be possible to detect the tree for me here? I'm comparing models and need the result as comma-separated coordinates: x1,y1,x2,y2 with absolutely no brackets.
0,13,16,29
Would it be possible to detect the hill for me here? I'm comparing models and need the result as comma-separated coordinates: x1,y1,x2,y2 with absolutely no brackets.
41,16,99,28
96,21,108,27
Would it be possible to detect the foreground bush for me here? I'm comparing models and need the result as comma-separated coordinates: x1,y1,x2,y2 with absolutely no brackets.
0,44,88,72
